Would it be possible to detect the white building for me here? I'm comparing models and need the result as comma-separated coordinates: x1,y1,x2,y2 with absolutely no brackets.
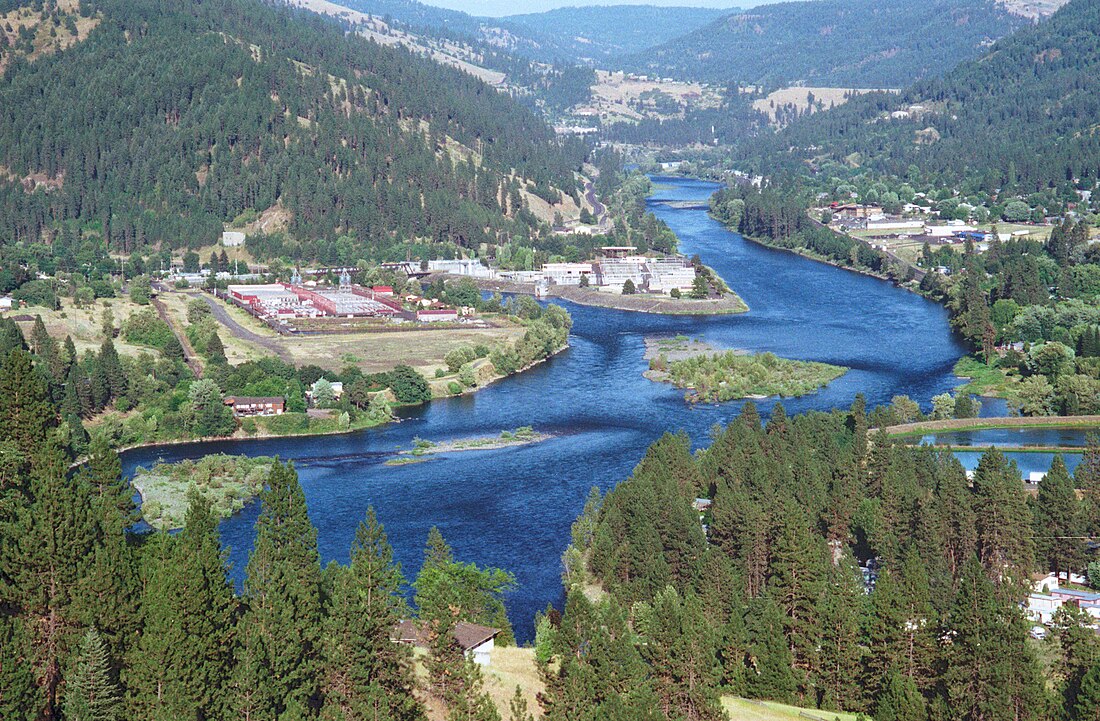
221,231,246,247
867,219,926,232
543,262,595,286
0,296,12,311
428,259,496,279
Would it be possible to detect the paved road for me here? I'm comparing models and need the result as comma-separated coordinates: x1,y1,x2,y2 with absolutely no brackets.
197,292,294,363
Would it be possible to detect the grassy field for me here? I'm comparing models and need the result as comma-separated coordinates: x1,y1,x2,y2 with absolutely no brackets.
753,86,889,123
8,297,161,358
414,646,544,721
132,454,275,530
722,697,861,721
882,415,1100,438
156,290,274,365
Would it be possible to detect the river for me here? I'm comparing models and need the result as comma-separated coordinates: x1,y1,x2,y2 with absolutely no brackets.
120,176,967,641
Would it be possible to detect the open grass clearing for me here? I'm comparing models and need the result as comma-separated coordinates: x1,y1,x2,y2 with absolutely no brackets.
722,697,861,721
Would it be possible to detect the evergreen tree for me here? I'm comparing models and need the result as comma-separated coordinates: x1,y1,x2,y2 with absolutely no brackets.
508,686,533,721
235,461,324,718
1075,663,1100,721
816,554,865,711
942,557,1044,721
98,340,127,401
127,490,237,720
321,508,423,721
63,628,121,721
0,615,38,721
742,597,795,702
873,671,925,721
971,449,1033,592
638,587,724,721
1035,455,1083,579
1078,434,1100,536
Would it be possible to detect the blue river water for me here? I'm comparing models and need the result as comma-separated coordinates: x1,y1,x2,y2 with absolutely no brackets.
120,177,969,641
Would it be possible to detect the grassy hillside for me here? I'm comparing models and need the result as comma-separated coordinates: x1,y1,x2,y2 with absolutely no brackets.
628,0,1028,87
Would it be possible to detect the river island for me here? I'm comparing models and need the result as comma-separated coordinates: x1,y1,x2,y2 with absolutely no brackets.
643,336,848,402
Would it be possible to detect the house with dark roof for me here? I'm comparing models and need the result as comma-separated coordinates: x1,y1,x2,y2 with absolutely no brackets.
393,620,500,666
224,396,285,417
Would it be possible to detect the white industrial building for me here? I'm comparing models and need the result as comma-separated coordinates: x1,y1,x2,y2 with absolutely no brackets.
427,259,496,279
543,262,595,286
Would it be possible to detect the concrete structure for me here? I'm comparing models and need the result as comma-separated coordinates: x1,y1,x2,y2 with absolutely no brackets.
427,259,496,279
224,396,285,416
221,231,246,247
543,262,595,286
866,219,926,232
926,223,977,238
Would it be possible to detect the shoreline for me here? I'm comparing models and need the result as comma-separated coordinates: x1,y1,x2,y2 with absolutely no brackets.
460,275,749,315
105,345,569,462
880,415,1100,439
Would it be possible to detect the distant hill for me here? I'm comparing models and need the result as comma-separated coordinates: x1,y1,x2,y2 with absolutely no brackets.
754,0,1100,191
497,5,729,63
333,0,728,64
627,0,1032,87
0,0,587,265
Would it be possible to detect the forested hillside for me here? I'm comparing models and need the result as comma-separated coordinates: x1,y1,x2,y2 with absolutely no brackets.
752,0,1100,193
628,0,1028,87
0,0,588,268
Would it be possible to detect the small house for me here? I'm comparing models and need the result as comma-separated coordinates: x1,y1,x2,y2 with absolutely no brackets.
393,620,500,666
0,296,13,311
224,396,285,417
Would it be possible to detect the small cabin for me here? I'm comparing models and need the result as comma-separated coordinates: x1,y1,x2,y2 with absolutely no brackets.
224,396,285,417
393,620,500,666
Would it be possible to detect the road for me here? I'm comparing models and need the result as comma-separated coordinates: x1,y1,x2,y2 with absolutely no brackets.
584,181,611,231
196,292,294,364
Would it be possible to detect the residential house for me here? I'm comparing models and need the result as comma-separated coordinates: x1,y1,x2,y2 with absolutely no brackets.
224,396,285,416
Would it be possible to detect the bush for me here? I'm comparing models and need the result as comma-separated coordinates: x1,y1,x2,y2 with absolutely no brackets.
123,309,174,349
386,365,432,404
447,381,463,395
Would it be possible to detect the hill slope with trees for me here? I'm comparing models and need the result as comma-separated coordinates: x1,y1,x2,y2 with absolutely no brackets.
628,0,1029,87
0,0,588,269
753,0,1100,193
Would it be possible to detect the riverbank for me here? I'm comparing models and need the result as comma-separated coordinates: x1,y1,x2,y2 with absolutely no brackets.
461,276,749,315
880,415,1100,439
132,454,276,530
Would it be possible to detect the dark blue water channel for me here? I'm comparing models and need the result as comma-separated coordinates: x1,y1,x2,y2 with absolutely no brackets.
119,177,968,642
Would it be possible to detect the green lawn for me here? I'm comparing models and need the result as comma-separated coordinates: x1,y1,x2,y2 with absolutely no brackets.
954,355,1019,399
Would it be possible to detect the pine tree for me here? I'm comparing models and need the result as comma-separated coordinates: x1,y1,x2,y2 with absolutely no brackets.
98,340,127,401
873,671,925,721
63,627,121,721
127,490,237,720
0,615,38,721
235,461,323,718
1075,663,1100,721
817,554,865,711
861,567,907,702
639,587,724,721
943,556,1044,721
445,657,500,721
321,508,423,721
972,449,1033,592
1077,434,1100,536
743,597,795,702
14,437,97,716
766,501,827,697
1035,455,1083,579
